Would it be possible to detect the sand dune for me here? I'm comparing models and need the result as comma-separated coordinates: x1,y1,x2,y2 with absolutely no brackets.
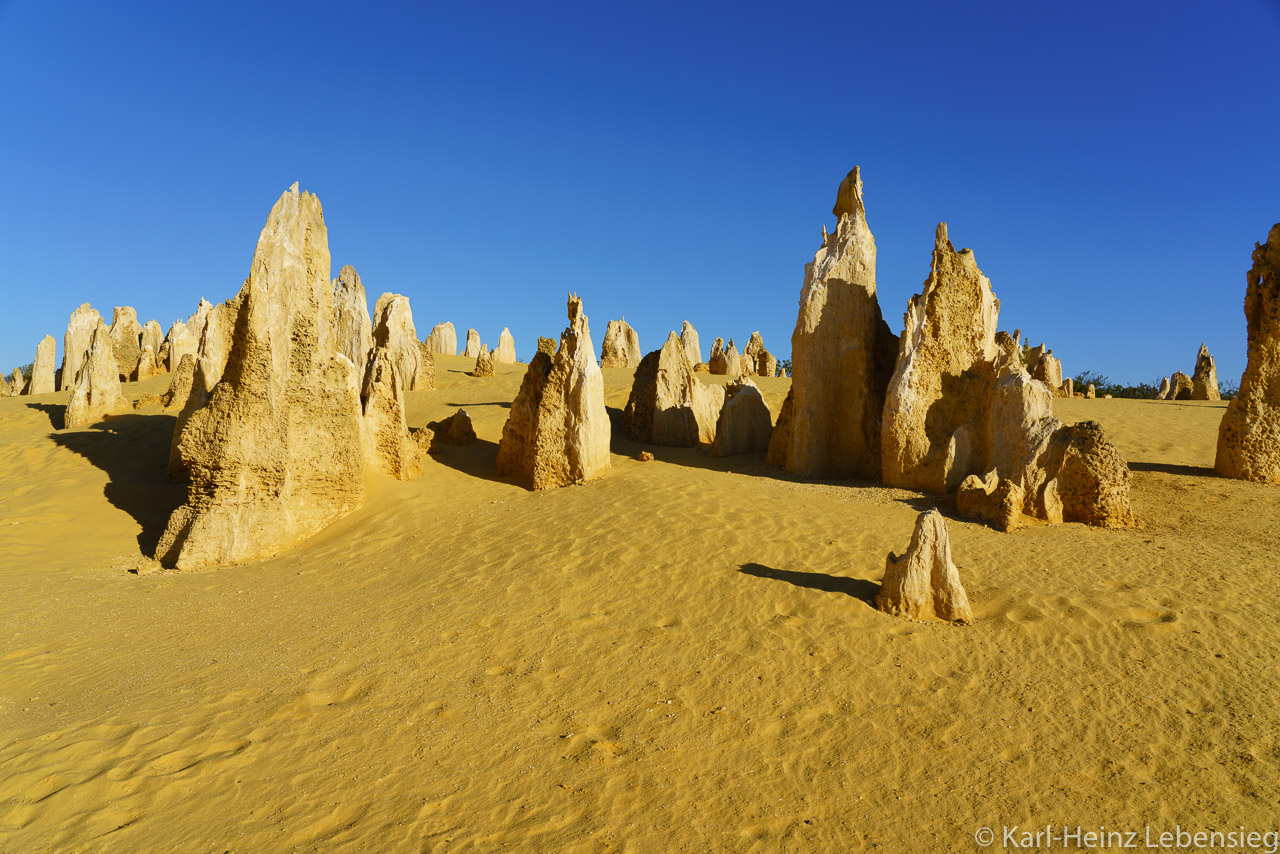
1,359,1276,851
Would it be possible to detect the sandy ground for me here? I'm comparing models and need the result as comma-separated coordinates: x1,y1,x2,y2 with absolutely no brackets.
1,357,1277,852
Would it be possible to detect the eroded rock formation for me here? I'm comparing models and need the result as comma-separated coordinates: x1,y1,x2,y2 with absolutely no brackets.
109,306,143,379
361,346,419,480
709,379,773,457
623,331,724,446
65,320,129,428
425,322,458,356
156,183,366,569
332,265,373,369
463,328,482,358
495,328,517,363
372,293,424,392
496,295,610,489
600,319,641,369
680,321,701,365
1192,343,1220,400
1216,224,1280,482
31,335,56,395
471,344,495,378
768,167,899,479
60,303,102,391
877,509,973,623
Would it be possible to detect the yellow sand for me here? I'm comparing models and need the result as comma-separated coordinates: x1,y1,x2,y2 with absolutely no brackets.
1,362,1277,852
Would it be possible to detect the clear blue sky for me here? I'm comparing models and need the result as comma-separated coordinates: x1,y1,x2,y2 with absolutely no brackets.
2,1,1277,385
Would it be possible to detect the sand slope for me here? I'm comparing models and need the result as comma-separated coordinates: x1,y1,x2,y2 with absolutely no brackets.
1,362,1277,852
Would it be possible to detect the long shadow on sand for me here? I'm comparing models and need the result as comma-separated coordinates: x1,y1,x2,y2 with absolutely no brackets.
1128,461,1216,477
427,437,515,485
26,401,66,430
738,563,879,606
49,412,187,555
444,401,511,409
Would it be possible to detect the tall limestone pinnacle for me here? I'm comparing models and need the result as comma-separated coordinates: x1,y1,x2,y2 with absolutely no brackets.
156,183,366,568
767,166,899,479
1216,223,1280,482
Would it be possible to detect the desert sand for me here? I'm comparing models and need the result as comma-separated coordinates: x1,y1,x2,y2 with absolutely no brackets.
1,359,1277,851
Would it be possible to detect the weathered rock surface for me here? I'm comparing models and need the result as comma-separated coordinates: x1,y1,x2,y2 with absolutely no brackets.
1216,223,1280,482
428,409,478,445
877,509,973,623
623,331,724,447
60,303,102,391
1156,376,1171,400
164,319,199,374
332,265,373,369
741,331,776,378
65,320,129,428
471,344,495,378
881,223,1000,491
495,328,518,363
769,167,899,479
416,342,437,390
31,334,56,395
709,379,773,457
133,345,159,382
361,346,419,479
496,295,610,489
156,183,365,569
600,319,641,369
141,320,164,361
957,470,1024,532
680,321,701,365
463,328,482,358
109,306,143,379
1085,383,1097,399
1169,372,1192,400
1191,343,1220,400
1040,421,1133,527
372,293,424,392
425,322,458,356
1061,377,1074,398
9,368,25,396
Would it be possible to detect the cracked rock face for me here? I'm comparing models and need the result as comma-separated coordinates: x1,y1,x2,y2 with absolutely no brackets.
60,303,102,391
155,183,366,569
1216,224,1280,483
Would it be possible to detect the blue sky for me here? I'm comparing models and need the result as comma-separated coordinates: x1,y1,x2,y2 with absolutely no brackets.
2,1,1277,385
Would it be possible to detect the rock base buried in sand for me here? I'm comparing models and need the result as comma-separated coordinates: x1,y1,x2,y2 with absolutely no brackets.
877,509,973,623
428,409,478,445
957,470,1024,532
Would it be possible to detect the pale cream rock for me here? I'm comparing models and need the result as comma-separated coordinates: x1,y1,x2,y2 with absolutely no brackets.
600,319,641,369
133,345,159,381
1061,377,1074,398
769,167,899,479
877,509,973,623
65,320,129,428
1085,383,1096,399
136,353,197,411
141,319,164,360
495,327,518,363
496,295,610,489
1156,376,1170,400
1191,343,1220,400
680,321,701,365
957,470,1024,533
360,346,420,480
882,223,1000,492
60,303,102,391
9,368,24,396
424,321,458,356
168,297,241,464
463,328,482,358
709,378,773,457
623,331,724,446
332,264,373,369
1216,223,1280,482
31,334,56,395
164,319,199,374
471,343,495,378
372,293,424,392
156,183,365,569
109,306,143,379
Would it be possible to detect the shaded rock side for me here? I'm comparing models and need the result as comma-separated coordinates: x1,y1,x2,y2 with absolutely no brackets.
957,470,1024,533
1156,377,1171,400
496,295,610,489
709,378,773,457
1169,372,1192,400
882,223,1001,492
495,328,518,363
876,509,973,623
133,345,159,382
463,328,482,358
774,166,900,479
1040,421,1133,527
31,334,56,395
623,331,724,447
428,408,478,445
416,342,437,390
65,320,129,428
425,322,458,356
600,319,641,369
155,183,365,569
60,303,102,391
1216,223,1280,482
109,306,143,380
332,264,373,369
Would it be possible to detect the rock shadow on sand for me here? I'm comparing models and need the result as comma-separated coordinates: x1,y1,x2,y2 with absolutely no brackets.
1127,461,1216,478
738,563,879,606
25,401,65,430
49,412,186,555
426,436,514,485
